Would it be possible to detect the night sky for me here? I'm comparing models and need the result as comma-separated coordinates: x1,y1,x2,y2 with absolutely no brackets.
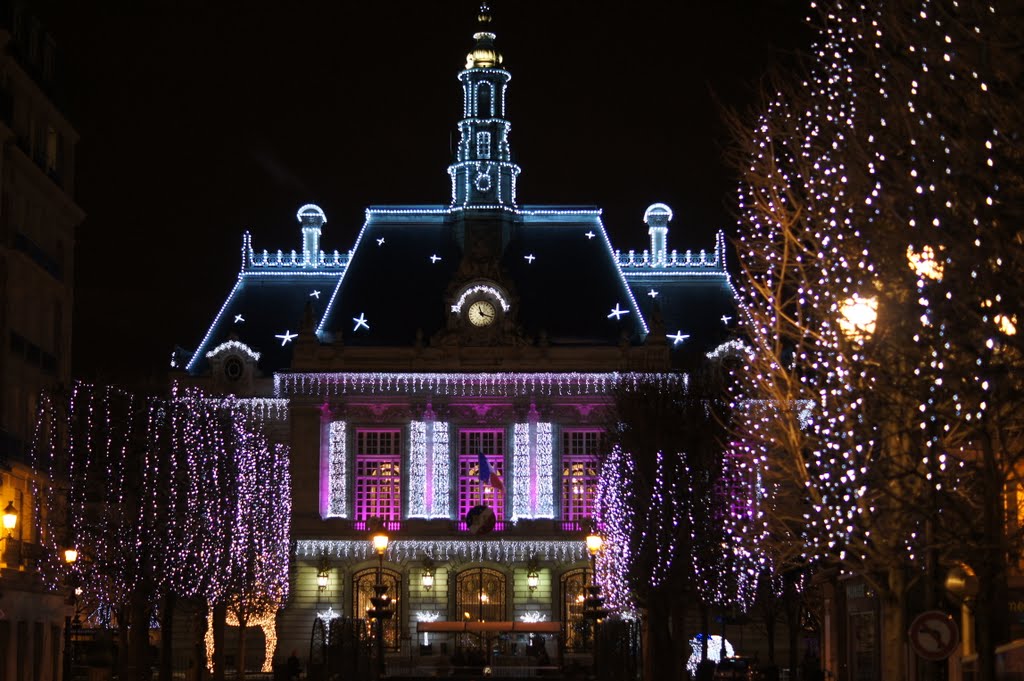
37,1,811,382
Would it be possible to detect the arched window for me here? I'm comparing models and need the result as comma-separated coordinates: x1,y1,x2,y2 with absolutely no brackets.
560,568,589,651
477,82,493,118
353,567,402,650
455,567,506,622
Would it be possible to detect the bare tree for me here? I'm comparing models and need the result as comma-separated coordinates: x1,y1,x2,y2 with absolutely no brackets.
729,2,1024,680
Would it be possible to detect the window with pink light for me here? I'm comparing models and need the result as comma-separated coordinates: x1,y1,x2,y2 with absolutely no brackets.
457,429,505,520
561,429,603,521
354,429,402,521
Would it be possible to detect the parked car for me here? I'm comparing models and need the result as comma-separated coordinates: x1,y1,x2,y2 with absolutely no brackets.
713,656,764,680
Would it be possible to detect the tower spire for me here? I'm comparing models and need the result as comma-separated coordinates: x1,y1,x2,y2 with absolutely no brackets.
448,1,521,210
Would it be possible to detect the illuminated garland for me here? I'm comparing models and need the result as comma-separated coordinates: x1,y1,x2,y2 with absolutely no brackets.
408,421,429,518
206,340,260,361
431,421,451,518
535,422,554,518
511,421,554,521
276,372,682,399
512,424,531,521
296,538,586,563
595,444,636,616
327,421,347,518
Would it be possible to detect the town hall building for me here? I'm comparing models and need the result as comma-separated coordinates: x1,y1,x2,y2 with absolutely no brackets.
179,4,737,672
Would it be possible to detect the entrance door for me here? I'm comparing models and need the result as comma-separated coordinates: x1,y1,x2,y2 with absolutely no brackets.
561,568,588,651
455,567,506,622
353,567,402,650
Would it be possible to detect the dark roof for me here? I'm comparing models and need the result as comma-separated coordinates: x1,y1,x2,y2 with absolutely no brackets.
186,272,338,375
317,206,647,348
185,205,738,376
501,210,646,344
630,274,738,355
316,208,459,345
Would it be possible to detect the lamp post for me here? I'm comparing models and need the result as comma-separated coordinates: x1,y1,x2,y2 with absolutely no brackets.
63,546,78,681
582,534,608,654
368,532,393,680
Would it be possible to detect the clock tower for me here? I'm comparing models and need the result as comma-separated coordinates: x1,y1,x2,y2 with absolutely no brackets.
448,3,521,211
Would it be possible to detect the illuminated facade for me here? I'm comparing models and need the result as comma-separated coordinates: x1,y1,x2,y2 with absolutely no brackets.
181,5,736,669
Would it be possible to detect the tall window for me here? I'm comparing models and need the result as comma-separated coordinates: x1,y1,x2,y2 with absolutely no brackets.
458,429,505,520
477,82,493,117
354,429,401,521
561,429,603,521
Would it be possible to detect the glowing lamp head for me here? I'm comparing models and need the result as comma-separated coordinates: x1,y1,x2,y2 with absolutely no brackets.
2,501,16,530
371,532,390,555
527,571,539,591
995,314,1017,336
421,571,434,591
64,548,78,564
316,571,329,591
907,245,943,281
838,295,878,340
585,533,604,556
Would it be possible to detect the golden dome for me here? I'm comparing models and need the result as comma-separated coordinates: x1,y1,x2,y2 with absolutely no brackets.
465,3,503,69
466,39,503,69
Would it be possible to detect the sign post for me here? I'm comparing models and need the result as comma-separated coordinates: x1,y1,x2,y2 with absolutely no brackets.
909,610,959,661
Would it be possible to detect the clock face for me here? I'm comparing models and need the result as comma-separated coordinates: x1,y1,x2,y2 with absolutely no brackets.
467,300,497,327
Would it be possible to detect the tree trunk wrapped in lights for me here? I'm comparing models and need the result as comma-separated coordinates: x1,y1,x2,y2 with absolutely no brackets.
729,2,1024,680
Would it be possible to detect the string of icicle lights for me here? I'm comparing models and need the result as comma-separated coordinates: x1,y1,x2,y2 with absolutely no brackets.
296,538,587,564
276,372,683,399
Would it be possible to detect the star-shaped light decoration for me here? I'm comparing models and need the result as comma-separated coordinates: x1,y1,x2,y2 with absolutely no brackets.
430,254,441,263
524,254,536,264
275,330,297,346
234,314,245,323
607,304,629,320
353,313,370,332
310,290,321,299
647,289,659,299
721,315,733,325
667,331,690,345
377,237,385,246
585,231,595,240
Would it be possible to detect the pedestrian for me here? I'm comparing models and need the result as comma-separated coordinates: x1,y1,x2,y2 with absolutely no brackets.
287,650,301,681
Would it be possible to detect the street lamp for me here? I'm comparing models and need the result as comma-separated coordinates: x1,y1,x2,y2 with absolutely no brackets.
316,570,329,591
2,500,17,536
838,294,878,340
582,533,608,654
527,570,539,592
63,546,78,681
527,557,540,592
421,558,435,591
368,532,393,680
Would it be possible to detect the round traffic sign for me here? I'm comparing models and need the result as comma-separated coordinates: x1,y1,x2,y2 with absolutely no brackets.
908,610,959,661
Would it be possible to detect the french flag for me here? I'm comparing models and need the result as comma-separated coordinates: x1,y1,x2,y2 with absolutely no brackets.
477,453,505,492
